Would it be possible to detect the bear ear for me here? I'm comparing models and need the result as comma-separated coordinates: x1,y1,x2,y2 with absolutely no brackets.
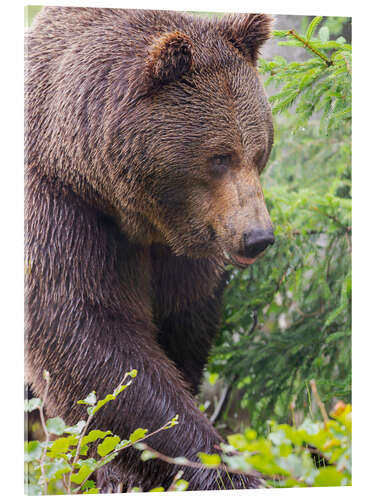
219,14,273,64
129,31,193,100
146,31,193,86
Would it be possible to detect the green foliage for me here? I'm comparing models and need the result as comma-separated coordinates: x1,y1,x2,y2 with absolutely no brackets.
24,370,179,495
207,17,351,433
198,452,222,467
223,401,351,487
136,400,352,489
25,379,350,491
259,17,351,132
129,428,148,443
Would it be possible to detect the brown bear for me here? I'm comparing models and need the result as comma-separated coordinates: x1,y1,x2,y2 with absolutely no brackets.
25,7,275,492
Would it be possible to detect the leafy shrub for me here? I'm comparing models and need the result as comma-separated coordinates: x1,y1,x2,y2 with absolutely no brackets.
222,398,351,487
24,370,180,495
137,391,351,488
25,372,351,493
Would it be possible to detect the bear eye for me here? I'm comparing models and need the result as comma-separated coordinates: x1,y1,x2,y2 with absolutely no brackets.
209,154,233,176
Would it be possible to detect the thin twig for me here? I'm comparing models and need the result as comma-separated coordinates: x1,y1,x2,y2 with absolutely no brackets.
290,397,296,427
167,470,184,491
66,413,94,494
342,55,352,75
248,311,258,336
287,30,333,66
136,442,308,485
83,417,179,487
210,382,233,424
38,371,51,495
310,379,329,428
67,371,133,493
311,205,349,231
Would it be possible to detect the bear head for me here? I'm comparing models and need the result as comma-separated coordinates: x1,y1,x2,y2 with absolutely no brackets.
70,12,275,268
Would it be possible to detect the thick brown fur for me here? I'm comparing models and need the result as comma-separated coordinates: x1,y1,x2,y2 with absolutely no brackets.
25,7,273,491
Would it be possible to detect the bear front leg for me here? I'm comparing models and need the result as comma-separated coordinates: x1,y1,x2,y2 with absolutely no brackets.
27,303,258,491
157,291,224,395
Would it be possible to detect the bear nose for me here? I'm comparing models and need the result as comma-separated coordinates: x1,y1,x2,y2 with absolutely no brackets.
243,227,275,258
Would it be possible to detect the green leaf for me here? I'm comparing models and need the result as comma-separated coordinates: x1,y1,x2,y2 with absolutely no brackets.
45,459,71,480
129,428,148,443
248,454,289,476
273,30,289,38
49,436,78,456
25,398,42,412
306,16,323,40
97,436,121,457
82,429,112,445
80,444,89,456
81,480,96,491
113,384,128,397
46,416,66,435
197,452,221,467
283,478,306,487
208,372,219,385
91,394,116,415
278,425,303,446
25,484,43,495
164,414,179,429
227,433,249,451
71,464,95,484
83,488,100,494
77,391,97,405
313,467,345,486
326,331,349,343
269,429,291,446
149,487,165,492
64,420,87,435
298,419,321,436
305,16,323,40
174,479,189,491
24,441,43,462
319,26,330,42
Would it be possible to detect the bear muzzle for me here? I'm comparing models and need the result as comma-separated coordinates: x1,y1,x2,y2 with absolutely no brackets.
224,226,274,268
243,226,275,258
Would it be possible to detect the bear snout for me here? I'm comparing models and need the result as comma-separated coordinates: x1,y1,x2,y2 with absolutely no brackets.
242,227,275,258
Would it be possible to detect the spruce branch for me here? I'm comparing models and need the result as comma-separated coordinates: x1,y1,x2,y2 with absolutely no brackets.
287,29,333,67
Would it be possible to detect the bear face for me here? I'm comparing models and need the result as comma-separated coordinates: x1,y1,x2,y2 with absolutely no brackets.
103,14,274,266
141,50,274,263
